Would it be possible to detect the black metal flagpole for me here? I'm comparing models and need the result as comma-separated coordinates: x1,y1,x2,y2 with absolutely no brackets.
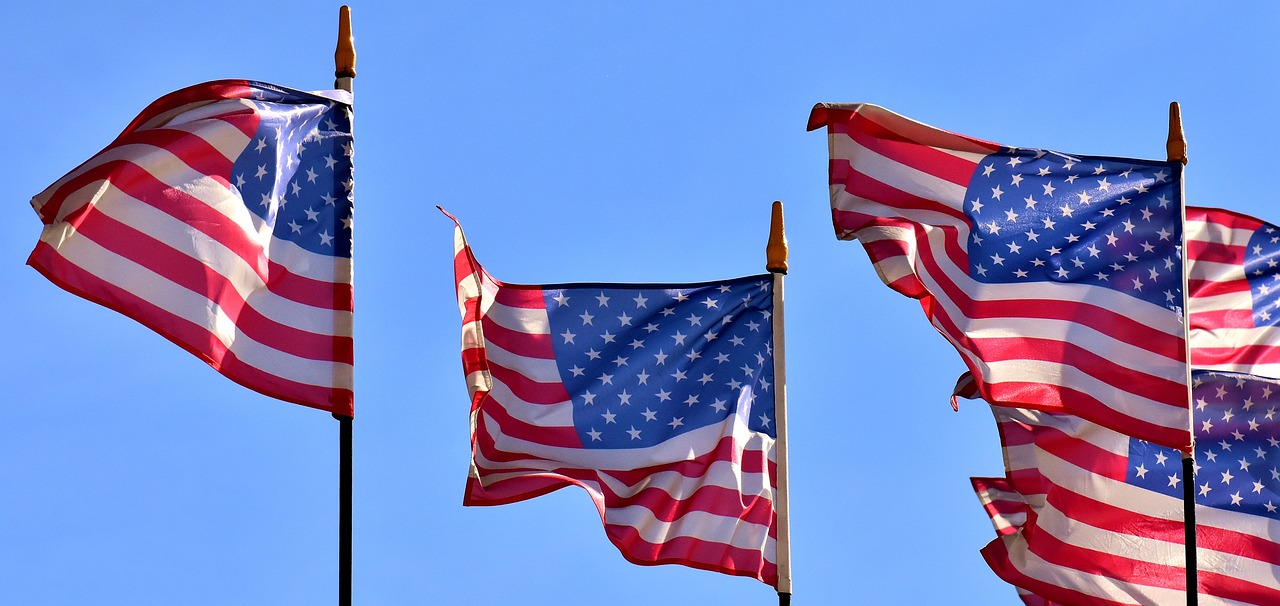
1168,101,1196,606
333,7,356,606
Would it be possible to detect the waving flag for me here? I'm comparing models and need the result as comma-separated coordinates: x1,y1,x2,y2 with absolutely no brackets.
967,372,1280,605
28,80,355,415
1187,207,1280,379
450,217,780,586
808,103,1188,449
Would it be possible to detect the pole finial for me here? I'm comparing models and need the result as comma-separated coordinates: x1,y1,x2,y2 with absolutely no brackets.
335,6,356,81
766,201,788,274
1167,101,1187,165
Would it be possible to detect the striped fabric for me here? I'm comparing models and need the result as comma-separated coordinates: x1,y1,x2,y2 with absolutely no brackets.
808,103,1189,450
450,216,780,586
28,80,355,415
1187,207,1280,379
971,402,1280,605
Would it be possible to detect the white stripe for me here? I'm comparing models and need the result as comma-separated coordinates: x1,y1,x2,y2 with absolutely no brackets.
1188,259,1248,284
267,236,354,285
998,409,1280,598
62,180,350,336
485,299,553,340
483,338,563,386
37,104,255,224
484,381,574,427
39,224,352,389
473,409,769,471
605,503,775,556
1190,290,1252,314
1186,218,1254,249
831,186,970,231
994,533,1187,605
828,132,972,210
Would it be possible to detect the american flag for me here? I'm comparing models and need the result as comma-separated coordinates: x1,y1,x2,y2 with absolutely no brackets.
971,395,1280,605
28,80,354,415
808,103,1189,450
450,217,780,586
1187,207,1280,379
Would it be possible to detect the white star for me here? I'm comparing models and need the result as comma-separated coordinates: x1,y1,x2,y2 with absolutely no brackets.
627,426,642,440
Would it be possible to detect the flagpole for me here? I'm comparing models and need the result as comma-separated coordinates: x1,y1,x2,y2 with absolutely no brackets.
333,7,356,606
1169,101,1196,606
766,201,793,605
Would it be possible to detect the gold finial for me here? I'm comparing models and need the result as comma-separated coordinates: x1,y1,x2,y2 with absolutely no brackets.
335,6,356,81
766,201,788,274
1167,101,1187,165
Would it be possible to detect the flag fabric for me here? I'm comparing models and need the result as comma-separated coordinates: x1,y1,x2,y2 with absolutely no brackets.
967,372,1280,605
450,217,780,586
808,103,1189,450
1187,207,1280,379
28,80,355,416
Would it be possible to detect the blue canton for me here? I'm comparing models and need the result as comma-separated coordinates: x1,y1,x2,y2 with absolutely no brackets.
232,84,354,259
1244,222,1280,326
544,276,776,449
1129,371,1280,520
965,149,1181,310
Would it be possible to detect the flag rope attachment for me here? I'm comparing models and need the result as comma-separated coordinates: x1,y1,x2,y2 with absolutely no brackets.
333,6,356,606
1169,100,1197,606
767,201,793,605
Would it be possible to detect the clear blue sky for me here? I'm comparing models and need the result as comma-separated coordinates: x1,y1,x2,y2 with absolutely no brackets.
5,3,1279,604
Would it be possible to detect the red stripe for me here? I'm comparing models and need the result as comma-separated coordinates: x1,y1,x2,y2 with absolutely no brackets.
464,474,571,507
1186,239,1246,266
28,243,351,416
486,360,567,406
985,380,1189,452
39,112,258,224
493,284,548,309
1187,277,1249,299
50,159,268,279
1192,344,1280,367
265,259,353,311
980,537,1144,606
1187,206,1264,233
474,392,580,448
837,111,983,187
481,315,555,360
831,159,968,223
605,524,778,586
599,480,773,527
1189,308,1255,330
117,81,254,137
460,346,487,377
63,206,350,363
